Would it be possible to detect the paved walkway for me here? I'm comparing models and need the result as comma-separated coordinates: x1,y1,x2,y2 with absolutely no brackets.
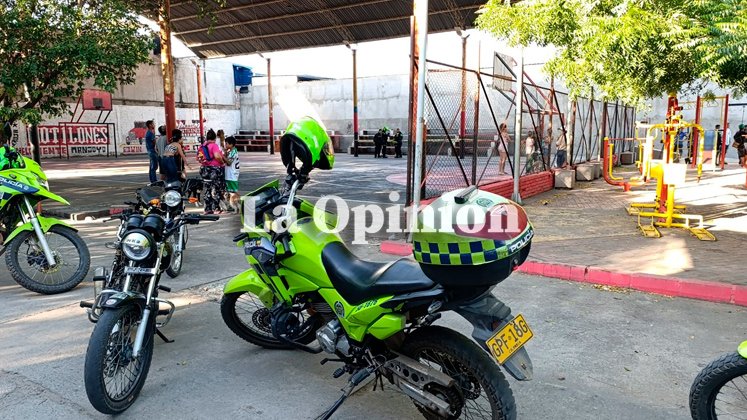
525,166,747,286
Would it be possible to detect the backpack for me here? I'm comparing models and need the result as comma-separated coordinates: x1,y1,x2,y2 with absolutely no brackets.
196,144,213,164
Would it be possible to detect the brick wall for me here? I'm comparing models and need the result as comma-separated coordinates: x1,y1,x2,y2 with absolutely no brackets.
481,171,554,199
419,171,554,205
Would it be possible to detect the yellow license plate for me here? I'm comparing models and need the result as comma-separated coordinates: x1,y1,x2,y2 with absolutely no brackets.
485,314,533,365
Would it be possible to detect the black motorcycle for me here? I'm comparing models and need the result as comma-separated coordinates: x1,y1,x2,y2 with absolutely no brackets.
81,209,217,414
132,181,191,278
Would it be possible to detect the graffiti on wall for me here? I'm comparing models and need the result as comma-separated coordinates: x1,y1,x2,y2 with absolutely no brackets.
14,123,113,158
119,119,205,155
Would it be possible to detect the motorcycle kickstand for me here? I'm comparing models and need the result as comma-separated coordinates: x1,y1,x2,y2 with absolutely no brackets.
155,328,174,343
317,367,374,420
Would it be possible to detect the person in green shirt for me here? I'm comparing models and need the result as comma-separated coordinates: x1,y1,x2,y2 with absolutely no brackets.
0,123,21,170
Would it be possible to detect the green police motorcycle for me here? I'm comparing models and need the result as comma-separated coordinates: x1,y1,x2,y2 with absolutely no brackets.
221,118,535,419
0,147,90,294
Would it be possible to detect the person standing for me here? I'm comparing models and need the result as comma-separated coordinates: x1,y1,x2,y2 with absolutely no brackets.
556,129,568,168
381,127,390,158
393,128,403,158
373,129,382,158
496,123,510,175
523,130,537,174
156,125,168,181
733,124,747,167
145,120,158,183
217,129,226,151
162,129,191,183
543,128,552,167
198,129,229,214
224,136,241,213
715,124,724,166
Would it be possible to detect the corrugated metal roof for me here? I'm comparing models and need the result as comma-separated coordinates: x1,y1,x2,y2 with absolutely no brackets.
169,0,488,58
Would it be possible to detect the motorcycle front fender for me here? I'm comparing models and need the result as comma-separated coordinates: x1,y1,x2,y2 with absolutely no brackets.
454,293,534,381
100,291,147,310
4,215,75,245
223,268,275,308
34,188,70,206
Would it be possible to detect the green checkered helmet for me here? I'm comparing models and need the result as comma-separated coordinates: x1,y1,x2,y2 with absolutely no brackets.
412,187,533,287
280,116,335,174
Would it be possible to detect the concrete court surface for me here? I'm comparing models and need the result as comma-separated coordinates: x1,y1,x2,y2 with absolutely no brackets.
0,214,745,419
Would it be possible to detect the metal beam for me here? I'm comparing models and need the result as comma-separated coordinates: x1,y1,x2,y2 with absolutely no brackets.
174,0,395,35
186,6,474,49
171,0,289,21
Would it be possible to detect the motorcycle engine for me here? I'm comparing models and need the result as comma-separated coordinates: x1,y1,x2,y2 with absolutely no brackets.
316,320,350,355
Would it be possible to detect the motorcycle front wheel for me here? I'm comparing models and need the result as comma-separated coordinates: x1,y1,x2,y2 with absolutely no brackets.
690,352,747,419
401,326,516,420
6,225,90,294
166,227,186,278
84,305,154,415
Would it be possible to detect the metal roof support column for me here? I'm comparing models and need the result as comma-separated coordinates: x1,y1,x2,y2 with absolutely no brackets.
267,57,274,155
459,33,467,160
352,47,359,157
159,0,176,139
587,89,594,161
193,61,205,141
692,96,701,168
512,47,524,204
722,94,729,171
568,99,577,166
408,0,429,240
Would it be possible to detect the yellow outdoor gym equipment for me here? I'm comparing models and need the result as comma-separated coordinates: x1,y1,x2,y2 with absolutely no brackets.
625,102,715,241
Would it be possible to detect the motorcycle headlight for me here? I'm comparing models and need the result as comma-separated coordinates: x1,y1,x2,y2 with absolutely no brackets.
121,231,153,261
37,177,49,189
163,190,182,208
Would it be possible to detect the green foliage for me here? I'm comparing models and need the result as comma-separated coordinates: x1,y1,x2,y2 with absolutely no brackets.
0,0,152,133
477,0,747,103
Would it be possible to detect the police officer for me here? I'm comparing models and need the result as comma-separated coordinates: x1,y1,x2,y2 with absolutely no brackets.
380,127,390,158
373,129,383,158
393,128,403,158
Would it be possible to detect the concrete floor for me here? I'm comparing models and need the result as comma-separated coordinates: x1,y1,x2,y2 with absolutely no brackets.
0,216,745,419
0,153,745,419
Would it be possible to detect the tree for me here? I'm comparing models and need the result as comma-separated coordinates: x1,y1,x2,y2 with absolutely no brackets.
0,0,152,142
477,0,747,103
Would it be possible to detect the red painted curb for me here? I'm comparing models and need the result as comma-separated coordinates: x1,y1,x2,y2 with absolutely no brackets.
379,241,746,307
380,241,413,256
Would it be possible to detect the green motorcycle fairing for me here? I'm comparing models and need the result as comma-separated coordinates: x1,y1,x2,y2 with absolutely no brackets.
227,182,404,342
0,156,74,244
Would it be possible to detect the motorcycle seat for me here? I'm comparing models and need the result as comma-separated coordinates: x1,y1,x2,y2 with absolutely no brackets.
321,242,435,305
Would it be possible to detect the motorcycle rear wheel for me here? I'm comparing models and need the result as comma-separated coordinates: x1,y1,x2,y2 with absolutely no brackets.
6,225,90,294
221,291,317,349
401,326,516,420
690,352,747,419
84,305,154,415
